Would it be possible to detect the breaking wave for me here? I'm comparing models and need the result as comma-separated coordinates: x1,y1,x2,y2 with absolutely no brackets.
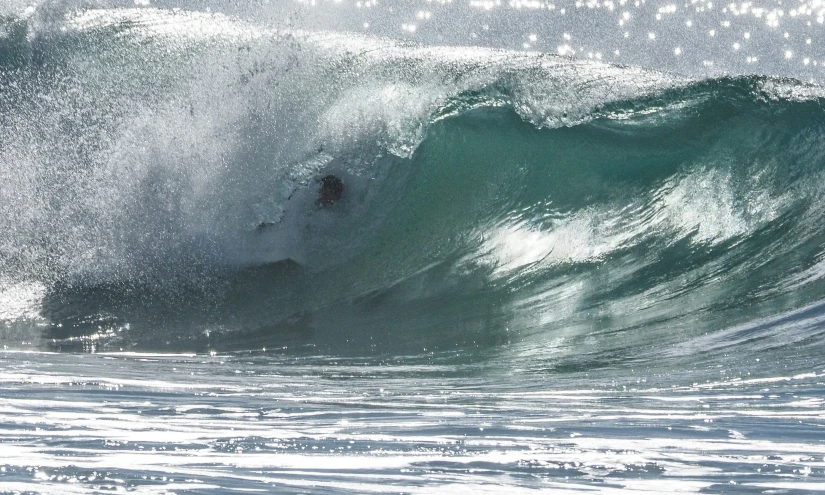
2,7,825,361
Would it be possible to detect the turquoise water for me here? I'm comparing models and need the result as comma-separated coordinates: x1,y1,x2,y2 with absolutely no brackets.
1,4,825,494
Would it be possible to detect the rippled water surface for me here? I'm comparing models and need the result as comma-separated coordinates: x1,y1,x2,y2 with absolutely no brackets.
2,340,825,494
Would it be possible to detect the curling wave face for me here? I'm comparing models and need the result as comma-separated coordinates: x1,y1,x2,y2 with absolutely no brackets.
2,7,825,363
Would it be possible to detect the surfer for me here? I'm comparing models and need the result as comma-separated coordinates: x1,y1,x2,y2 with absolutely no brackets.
316,174,344,207
256,174,344,232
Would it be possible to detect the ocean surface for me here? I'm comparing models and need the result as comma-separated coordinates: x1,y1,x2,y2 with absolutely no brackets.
2,1,825,493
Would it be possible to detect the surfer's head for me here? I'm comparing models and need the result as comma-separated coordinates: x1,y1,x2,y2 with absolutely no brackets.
317,174,344,207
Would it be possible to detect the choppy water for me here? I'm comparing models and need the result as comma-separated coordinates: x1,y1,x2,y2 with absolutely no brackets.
2,341,825,494
2,1,825,493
